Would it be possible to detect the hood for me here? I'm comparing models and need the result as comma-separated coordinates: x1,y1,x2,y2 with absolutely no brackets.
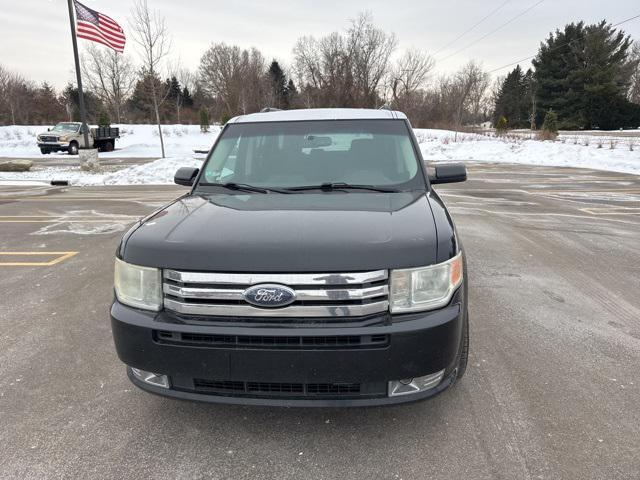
122,192,439,272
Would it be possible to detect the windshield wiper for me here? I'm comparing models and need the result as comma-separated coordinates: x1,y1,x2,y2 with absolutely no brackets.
199,182,291,194
284,182,400,193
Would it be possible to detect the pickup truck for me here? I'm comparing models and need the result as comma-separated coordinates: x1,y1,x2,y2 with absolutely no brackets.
37,122,119,155
111,108,469,407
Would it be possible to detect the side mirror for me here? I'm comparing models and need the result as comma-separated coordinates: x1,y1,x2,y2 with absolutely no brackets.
47,127,51,131
174,167,199,186
429,163,467,184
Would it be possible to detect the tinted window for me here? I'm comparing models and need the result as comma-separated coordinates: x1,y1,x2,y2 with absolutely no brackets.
198,120,423,189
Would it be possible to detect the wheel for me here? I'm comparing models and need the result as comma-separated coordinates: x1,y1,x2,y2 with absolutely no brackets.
40,148,50,154
103,140,114,152
456,310,469,380
68,142,79,155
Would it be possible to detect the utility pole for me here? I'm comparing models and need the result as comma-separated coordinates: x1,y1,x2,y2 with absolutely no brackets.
66,0,91,149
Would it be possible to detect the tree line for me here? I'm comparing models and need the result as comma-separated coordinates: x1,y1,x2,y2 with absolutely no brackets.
493,21,640,130
1,7,639,132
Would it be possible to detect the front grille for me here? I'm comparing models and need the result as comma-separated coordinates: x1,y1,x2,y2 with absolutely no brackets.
163,270,389,318
192,378,363,397
154,330,389,349
40,136,58,143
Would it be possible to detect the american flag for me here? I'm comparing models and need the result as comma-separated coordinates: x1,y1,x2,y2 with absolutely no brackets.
73,0,126,53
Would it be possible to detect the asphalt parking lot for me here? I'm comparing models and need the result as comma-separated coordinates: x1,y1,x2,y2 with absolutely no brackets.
1,163,639,479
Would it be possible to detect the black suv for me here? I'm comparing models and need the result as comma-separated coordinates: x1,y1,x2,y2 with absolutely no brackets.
111,108,469,406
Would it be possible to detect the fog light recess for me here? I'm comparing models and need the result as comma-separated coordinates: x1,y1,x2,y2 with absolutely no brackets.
130,367,170,388
388,369,445,397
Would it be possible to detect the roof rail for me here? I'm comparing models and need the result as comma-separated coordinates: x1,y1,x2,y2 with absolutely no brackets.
260,107,282,113
378,104,392,111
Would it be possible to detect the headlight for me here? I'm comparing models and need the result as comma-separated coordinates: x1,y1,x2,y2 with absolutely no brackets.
114,258,162,311
59,135,68,141
390,252,463,313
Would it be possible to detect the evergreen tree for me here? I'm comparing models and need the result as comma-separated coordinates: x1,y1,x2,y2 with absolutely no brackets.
35,82,63,124
61,84,104,123
542,109,558,135
496,116,508,134
268,60,288,109
286,79,298,108
199,107,209,132
493,66,530,128
533,21,640,129
128,73,167,122
182,86,194,107
98,110,111,126
167,76,182,100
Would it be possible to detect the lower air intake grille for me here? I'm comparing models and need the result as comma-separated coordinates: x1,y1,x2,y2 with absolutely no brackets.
155,330,389,349
192,378,362,397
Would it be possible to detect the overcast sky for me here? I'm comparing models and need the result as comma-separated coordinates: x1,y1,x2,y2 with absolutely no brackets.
2,0,639,89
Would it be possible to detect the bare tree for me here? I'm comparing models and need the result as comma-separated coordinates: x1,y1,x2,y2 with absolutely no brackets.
130,0,170,157
293,36,323,91
452,61,489,138
0,65,33,125
347,12,397,106
198,43,268,117
81,45,136,123
390,49,434,108
0,65,10,124
292,12,396,108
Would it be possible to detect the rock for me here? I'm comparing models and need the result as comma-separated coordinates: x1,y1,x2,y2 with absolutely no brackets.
0,159,33,172
79,149,101,172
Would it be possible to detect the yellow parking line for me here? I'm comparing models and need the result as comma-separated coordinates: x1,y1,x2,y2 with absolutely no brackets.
0,251,78,266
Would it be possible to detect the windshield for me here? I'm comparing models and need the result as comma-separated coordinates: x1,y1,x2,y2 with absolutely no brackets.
52,123,80,133
196,120,424,191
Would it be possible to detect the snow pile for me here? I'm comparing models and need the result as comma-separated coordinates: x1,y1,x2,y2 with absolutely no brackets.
415,129,640,176
0,156,202,186
0,124,221,158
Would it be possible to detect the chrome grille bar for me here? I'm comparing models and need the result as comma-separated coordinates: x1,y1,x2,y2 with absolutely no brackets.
164,270,388,286
163,269,390,318
164,298,389,318
164,284,388,301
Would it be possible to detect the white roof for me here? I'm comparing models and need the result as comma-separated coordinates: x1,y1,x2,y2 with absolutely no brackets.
229,108,407,124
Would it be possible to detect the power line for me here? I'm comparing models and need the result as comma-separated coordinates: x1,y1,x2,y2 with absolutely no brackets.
487,12,640,74
438,0,546,63
434,0,513,55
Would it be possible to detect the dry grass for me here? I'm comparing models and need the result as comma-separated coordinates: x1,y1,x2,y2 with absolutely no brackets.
536,130,558,141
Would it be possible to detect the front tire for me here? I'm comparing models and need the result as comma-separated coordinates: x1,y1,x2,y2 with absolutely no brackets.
68,142,79,155
40,148,50,155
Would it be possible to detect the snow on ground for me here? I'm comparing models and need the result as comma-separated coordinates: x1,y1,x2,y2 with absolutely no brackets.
0,124,221,158
0,156,203,186
414,129,640,176
0,124,639,185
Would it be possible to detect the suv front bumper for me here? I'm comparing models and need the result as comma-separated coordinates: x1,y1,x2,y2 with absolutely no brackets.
111,289,465,407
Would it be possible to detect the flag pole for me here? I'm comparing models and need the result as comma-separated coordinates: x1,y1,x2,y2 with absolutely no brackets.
66,0,91,149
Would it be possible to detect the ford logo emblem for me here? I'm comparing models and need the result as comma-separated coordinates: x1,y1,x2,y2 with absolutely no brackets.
244,284,296,308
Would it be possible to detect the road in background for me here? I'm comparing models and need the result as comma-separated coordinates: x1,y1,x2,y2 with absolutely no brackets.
1,164,639,479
